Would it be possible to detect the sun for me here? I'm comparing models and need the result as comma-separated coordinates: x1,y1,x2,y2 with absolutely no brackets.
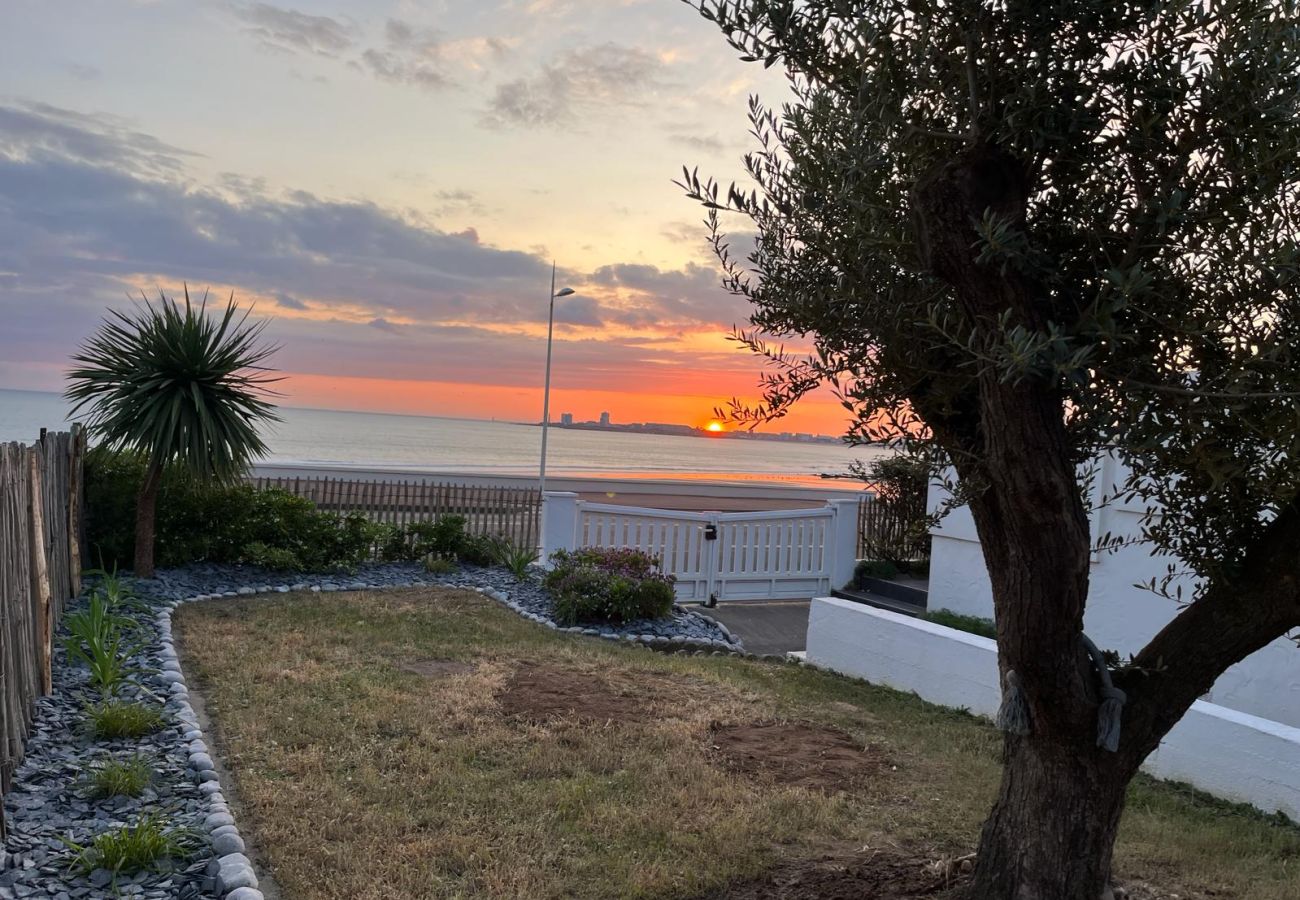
706,420,725,433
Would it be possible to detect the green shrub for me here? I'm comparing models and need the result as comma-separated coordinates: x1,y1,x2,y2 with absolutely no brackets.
897,558,931,578
544,548,676,625
424,557,458,575
84,448,384,572
854,558,900,585
922,609,998,640
86,700,164,739
83,446,148,567
65,813,197,878
241,541,303,571
82,754,152,799
457,532,499,567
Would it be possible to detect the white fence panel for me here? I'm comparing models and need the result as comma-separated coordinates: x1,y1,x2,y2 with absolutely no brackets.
712,509,834,600
544,497,857,602
577,504,714,601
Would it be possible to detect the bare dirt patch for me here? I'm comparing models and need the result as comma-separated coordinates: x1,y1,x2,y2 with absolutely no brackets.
703,849,967,899
399,658,477,678
710,721,884,792
497,662,658,724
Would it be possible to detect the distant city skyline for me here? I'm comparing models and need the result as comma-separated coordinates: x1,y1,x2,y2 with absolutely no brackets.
0,0,849,435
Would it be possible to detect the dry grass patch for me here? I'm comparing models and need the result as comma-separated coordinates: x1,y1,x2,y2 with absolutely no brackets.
175,588,1300,900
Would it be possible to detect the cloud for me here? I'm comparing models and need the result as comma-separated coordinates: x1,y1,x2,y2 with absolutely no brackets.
0,100,761,402
483,43,670,129
357,18,453,90
669,132,726,154
272,292,307,310
0,101,199,179
65,63,101,82
231,3,355,58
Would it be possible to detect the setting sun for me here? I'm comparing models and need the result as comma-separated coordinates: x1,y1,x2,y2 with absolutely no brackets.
706,421,725,433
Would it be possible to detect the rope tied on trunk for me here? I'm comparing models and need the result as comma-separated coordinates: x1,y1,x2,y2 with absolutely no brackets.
995,669,1031,735
994,635,1126,751
1082,634,1126,753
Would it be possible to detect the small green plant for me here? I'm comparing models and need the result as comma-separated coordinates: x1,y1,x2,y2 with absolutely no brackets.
81,754,152,799
64,591,141,696
853,558,900,585
424,557,458,575
82,565,149,616
86,700,164,739
922,609,998,640
241,541,303,571
491,538,540,581
64,812,198,879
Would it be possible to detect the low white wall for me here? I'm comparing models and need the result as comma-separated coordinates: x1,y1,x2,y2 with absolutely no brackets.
806,597,1300,821
927,457,1300,728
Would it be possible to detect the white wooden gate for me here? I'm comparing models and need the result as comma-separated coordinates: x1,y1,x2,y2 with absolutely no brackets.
546,496,858,602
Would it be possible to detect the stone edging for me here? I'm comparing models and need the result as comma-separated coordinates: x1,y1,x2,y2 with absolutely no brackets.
154,600,263,900
474,585,745,653
157,578,756,898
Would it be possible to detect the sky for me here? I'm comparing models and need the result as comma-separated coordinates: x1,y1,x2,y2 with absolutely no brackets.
0,0,848,434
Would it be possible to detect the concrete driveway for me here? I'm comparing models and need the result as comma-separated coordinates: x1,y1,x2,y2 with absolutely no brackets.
699,600,811,656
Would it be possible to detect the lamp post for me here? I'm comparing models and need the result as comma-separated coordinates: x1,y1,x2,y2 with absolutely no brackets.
540,261,574,496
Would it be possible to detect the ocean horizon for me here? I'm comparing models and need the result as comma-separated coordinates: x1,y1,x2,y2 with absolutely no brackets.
0,388,882,486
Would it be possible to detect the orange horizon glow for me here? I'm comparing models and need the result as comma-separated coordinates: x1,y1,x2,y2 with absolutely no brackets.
275,371,853,436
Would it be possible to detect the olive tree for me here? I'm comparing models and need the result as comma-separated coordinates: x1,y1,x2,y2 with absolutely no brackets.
681,1,1300,896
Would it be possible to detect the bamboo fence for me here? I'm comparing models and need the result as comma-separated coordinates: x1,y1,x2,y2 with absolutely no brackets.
0,427,86,828
250,475,543,548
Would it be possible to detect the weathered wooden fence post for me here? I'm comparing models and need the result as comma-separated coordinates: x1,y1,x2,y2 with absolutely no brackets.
27,447,52,696
67,424,84,595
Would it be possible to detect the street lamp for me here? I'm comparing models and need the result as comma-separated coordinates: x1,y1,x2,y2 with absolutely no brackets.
540,261,575,495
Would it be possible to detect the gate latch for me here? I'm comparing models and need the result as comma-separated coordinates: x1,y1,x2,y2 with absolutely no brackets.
704,524,718,541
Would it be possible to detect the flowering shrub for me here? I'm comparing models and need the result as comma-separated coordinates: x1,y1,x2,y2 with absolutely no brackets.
544,548,676,625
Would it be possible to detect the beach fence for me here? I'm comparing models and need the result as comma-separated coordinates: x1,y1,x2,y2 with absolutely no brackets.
0,427,86,827
857,491,931,563
249,473,542,548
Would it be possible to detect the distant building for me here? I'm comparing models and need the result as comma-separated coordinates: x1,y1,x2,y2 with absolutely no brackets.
560,412,573,426
599,411,611,426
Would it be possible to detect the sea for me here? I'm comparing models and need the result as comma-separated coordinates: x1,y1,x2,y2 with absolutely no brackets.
0,389,881,487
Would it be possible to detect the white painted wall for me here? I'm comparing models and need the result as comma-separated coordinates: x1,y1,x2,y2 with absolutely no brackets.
806,597,1300,821
927,456,1300,728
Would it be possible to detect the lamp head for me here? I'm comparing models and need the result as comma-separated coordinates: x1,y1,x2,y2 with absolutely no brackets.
554,287,576,298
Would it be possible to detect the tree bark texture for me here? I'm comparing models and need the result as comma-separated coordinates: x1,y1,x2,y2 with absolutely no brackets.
132,461,161,578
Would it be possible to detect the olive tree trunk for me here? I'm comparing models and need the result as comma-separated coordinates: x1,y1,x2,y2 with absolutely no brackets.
913,145,1137,898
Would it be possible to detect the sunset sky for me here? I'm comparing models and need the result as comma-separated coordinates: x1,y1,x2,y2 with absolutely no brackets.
0,0,849,434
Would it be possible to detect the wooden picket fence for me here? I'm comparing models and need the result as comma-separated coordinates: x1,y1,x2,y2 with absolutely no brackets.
0,427,86,827
249,474,543,549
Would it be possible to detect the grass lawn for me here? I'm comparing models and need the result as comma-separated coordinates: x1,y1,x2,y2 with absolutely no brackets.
175,588,1300,900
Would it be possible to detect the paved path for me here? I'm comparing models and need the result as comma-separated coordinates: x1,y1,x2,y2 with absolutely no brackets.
700,599,811,655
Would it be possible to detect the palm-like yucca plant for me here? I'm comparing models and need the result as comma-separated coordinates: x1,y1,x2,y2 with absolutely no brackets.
67,289,280,576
